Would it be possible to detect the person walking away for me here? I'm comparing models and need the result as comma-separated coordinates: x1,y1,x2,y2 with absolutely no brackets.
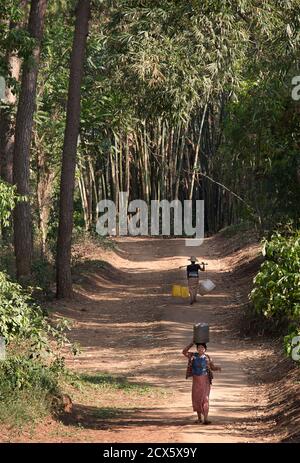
186,257,205,305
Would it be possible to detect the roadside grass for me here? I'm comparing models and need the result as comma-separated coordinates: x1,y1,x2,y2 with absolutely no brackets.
218,221,258,239
0,357,61,430
0,389,50,430
65,371,169,399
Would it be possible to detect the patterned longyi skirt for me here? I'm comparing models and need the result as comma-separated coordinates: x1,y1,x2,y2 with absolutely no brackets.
192,374,211,414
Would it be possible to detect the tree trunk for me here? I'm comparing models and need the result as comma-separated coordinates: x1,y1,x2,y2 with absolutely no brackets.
36,139,56,257
56,0,90,298
0,3,29,182
13,0,47,281
0,54,22,185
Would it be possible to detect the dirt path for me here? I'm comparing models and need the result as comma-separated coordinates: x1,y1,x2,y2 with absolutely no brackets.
10,236,275,443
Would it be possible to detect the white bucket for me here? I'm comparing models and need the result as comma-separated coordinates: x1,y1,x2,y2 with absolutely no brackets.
199,279,216,295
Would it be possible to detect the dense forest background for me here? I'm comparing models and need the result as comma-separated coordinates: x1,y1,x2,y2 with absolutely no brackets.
0,0,299,295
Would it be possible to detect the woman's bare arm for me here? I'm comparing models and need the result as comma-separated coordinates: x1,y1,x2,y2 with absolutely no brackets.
200,262,207,271
182,341,194,358
206,354,221,371
211,362,221,372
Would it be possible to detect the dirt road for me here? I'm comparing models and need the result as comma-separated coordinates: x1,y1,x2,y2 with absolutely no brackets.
40,235,273,443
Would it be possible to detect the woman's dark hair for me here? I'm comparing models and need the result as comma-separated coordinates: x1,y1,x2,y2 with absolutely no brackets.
196,343,207,350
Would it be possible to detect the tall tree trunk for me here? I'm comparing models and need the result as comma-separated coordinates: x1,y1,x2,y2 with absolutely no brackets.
0,11,28,241
56,0,91,298
0,54,21,185
13,0,47,281
35,132,56,257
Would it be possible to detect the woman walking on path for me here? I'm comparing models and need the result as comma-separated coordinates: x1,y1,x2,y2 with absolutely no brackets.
182,341,221,424
186,257,206,305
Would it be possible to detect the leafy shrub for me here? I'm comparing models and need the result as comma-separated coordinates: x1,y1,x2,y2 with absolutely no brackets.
250,231,300,361
0,181,72,428
0,270,74,426
0,355,66,426
0,355,63,393
250,231,300,321
0,181,19,227
0,271,70,354
31,257,55,298
0,244,15,279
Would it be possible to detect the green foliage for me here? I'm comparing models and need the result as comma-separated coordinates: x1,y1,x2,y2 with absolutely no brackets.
14,0,299,241
217,74,300,228
213,0,300,229
0,257,73,427
68,371,167,397
0,181,18,227
251,230,300,362
0,265,73,428
102,0,249,122
31,258,55,298
250,231,300,321
0,271,71,354
0,0,36,78
0,354,65,427
0,355,62,392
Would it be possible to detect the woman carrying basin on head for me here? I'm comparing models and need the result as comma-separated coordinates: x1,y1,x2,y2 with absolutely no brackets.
182,341,221,424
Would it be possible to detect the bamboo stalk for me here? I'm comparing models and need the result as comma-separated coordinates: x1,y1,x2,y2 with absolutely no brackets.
189,104,207,200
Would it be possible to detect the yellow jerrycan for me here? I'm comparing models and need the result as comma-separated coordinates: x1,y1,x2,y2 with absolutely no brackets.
180,286,190,298
172,285,182,297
